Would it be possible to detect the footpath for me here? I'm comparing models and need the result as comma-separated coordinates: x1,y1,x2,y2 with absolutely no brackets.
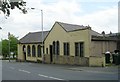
68,65,119,74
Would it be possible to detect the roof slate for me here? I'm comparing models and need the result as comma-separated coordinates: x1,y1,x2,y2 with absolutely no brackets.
57,22,90,32
19,22,105,44
57,22,102,36
19,31,49,44
90,30,102,36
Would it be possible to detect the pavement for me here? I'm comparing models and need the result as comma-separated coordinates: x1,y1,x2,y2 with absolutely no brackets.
68,66,119,74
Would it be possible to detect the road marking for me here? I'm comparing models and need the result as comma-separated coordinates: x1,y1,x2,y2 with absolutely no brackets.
38,74,64,80
19,69,31,74
9,67,15,70
38,74,49,78
49,76,64,80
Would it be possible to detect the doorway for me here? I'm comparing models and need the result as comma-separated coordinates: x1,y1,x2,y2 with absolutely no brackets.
24,53,26,61
23,45,26,61
49,45,53,63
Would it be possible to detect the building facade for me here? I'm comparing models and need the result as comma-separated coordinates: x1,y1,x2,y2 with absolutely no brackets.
18,31,49,62
18,22,117,67
44,22,117,67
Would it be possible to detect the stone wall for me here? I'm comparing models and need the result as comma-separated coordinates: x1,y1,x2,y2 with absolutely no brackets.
89,56,105,67
44,54,89,66
44,54,105,67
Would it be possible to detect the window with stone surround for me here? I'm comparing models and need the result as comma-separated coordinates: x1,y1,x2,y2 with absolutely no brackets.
75,42,84,57
27,45,31,56
32,45,36,57
63,42,70,56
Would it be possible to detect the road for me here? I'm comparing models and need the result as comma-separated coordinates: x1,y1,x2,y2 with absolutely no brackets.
2,60,119,81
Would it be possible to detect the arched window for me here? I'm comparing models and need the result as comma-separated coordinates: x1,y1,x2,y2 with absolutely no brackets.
56,41,60,55
23,45,26,54
52,41,60,55
38,45,41,57
32,45,36,57
53,41,55,55
27,45,31,56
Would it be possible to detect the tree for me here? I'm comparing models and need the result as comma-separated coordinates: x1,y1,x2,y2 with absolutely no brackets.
0,41,2,56
9,34,18,58
2,34,18,58
2,39,9,58
0,0,27,17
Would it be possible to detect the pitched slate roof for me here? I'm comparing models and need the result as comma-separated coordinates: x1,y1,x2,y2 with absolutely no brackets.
19,31,49,44
57,22,103,36
90,30,102,36
57,22,91,32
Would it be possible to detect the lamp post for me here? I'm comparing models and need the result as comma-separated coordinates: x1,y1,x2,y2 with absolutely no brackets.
41,10,44,64
30,8,44,63
0,27,2,57
8,32,10,62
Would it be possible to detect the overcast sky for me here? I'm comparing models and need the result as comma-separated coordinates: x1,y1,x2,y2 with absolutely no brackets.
0,0,119,40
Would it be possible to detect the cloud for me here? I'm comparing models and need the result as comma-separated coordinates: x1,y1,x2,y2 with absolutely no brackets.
73,6,118,33
0,0,118,40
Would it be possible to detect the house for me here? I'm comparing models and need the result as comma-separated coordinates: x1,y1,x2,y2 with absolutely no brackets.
44,22,117,67
17,21,117,67
17,31,49,62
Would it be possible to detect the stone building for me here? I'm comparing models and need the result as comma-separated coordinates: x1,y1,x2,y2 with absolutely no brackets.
18,31,49,62
44,22,117,66
18,22,117,66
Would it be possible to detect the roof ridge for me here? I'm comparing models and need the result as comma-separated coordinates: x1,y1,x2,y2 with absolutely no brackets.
19,31,49,44
29,31,49,34
57,21,86,27
19,32,30,41
56,21,91,32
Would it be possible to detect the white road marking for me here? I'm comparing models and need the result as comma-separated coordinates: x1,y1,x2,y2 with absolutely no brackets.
38,74,49,78
49,76,64,80
19,69,31,74
38,74,64,80
9,67,15,70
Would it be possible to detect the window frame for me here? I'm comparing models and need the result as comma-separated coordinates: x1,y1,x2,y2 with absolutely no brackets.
75,42,84,57
63,42,70,56
27,45,31,56
53,41,60,55
37,45,41,57
32,45,36,57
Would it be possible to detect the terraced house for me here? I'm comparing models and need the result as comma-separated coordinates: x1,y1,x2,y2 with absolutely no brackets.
18,21,117,67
